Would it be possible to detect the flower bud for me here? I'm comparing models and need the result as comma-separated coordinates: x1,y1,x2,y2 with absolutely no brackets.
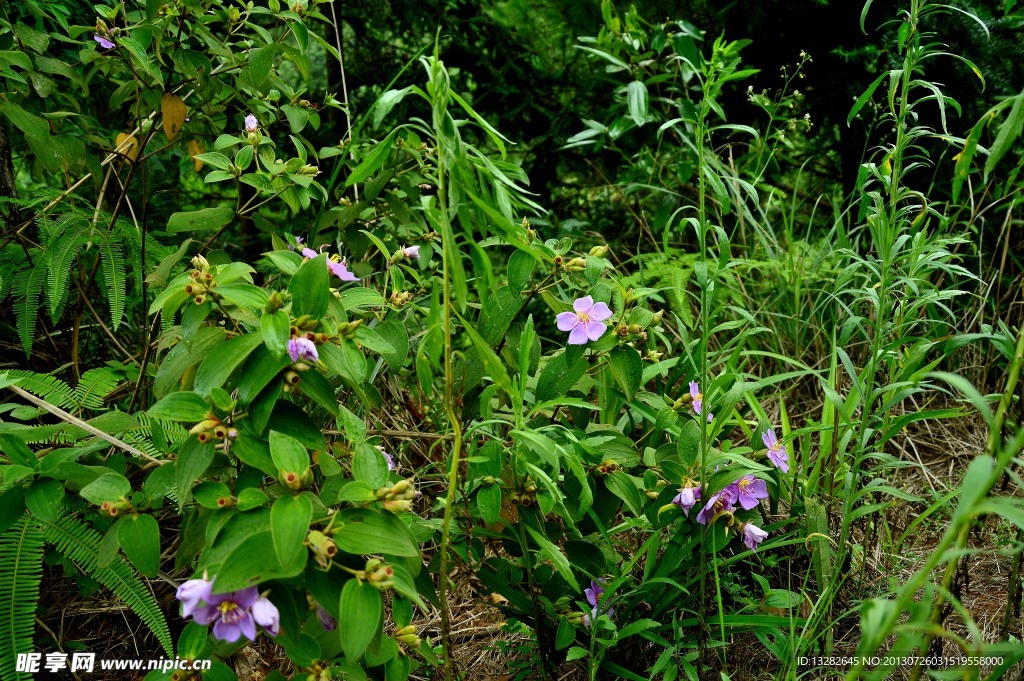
284,371,301,386
191,255,210,270
281,470,304,491
565,257,587,272
216,496,235,508
589,244,609,257
190,418,219,435
193,294,206,305
383,499,412,512
213,425,228,440
397,633,421,647
196,431,212,443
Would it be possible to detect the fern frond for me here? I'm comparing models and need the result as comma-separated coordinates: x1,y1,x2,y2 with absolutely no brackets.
42,516,173,656
1,370,76,411
0,515,45,681
71,367,123,411
45,231,86,323
99,238,126,330
13,266,46,357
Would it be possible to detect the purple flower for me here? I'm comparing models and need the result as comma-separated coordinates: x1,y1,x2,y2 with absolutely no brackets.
696,489,736,525
327,257,359,281
556,296,613,345
287,337,318,362
251,596,280,636
93,34,115,49
583,579,614,627
176,577,213,619
315,603,337,631
189,586,279,643
671,485,701,516
244,114,259,132
301,247,319,259
401,245,421,260
742,522,769,550
729,475,768,511
378,446,395,471
689,381,703,415
762,428,789,473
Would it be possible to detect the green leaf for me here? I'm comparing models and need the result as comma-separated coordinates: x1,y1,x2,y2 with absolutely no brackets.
167,205,234,233
193,333,264,397
526,526,579,591
508,250,537,293
271,494,312,566
0,434,38,469
237,345,290,405
627,80,648,127
352,443,388,487
25,478,64,521
476,485,501,526
175,437,214,506
117,514,161,577
192,482,232,509
289,254,330,318
0,102,49,138
147,391,210,422
333,508,419,557
0,487,27,534
339,579,382,661
608,347,642,400
536,351,587,403
296,370,339,416
214,284,268,310
236,487,269,511
346,130,398,187
211,532,305,593
261,310,291,358
455,311,512,395
79,472,131,505
375,319,409,371
269,430,310,474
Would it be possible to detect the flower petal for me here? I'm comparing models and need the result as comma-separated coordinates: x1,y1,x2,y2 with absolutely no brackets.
556,311,579,331
233,587,260,609
568,324,589,345
252,597,280,636
588,301,612,322
584,320,607,341
573,296,594,313
213,619,242,643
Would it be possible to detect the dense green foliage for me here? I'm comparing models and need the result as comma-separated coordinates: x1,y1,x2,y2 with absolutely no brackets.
0,0,1022,680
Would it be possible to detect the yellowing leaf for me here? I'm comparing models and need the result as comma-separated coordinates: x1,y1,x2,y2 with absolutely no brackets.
161,92,187,141
186,139,205,172
114,132,139,161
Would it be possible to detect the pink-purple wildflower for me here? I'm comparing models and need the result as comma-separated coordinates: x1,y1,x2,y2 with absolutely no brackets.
742,522,769,550
556,296,612,345
287,337,318,363
315,603,337,631
696,487,736,525
583,579,613,627
179,583,280,642
671,485,701,516
298,244,359,281
327,257,359,282
176,576,213,619
728,475,769,511
94,34,115,49
689,381,702,414
378,446,395,471
244,114,259,132
401,245,421,259
763,428,789,473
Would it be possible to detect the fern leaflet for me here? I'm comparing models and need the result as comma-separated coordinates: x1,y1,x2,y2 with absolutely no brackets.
0,515,45,681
